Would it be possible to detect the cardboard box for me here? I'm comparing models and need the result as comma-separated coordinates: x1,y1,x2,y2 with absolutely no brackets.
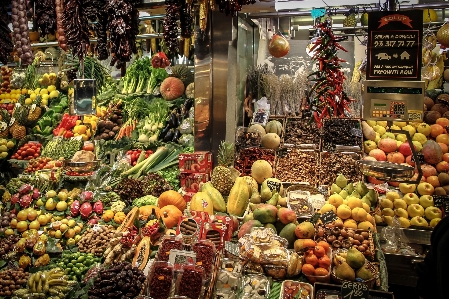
179,152,213,173
180,172,209,192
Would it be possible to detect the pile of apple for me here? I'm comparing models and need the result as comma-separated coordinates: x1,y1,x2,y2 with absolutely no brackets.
376,183,442,228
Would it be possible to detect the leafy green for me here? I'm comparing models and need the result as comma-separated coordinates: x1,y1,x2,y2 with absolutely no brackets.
147,68,168,94
157,165,180,190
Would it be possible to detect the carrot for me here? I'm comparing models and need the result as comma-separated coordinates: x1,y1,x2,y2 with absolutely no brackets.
126,125,132,136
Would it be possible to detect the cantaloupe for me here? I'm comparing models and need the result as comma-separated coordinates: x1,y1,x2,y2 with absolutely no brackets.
265,120,283,135
261,133,280,149
248,124,266,137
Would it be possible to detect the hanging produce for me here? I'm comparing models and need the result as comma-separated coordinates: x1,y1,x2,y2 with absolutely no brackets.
164,0,181,54
180,1,193,38
268,33,290,58
106,0,140,68
11,0,33,65
216,0,256,16
307,20,352,127
84,0,108,60
55,0,68,51
0,5,13,65
35,0,57,36
62,0,90,60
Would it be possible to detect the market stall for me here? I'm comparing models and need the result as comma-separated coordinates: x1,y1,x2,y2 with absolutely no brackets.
0,0,449,298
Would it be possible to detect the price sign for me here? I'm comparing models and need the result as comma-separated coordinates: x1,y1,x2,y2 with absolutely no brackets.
366,10,422,80
266,180,281,193
341,281,369,299
320,210,338,224
444,201,449,216
224,241,240,257
433,195,449,207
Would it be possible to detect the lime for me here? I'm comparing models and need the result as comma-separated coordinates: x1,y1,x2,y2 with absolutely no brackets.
77,256,85,263
76,262,84,268
72,275,78,281
71,259,77,265
67,263,74,268
74,269,82,276
64,269,71,275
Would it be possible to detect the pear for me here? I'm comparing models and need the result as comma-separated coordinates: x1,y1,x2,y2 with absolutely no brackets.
366,189,377,205
361,196,371,207
346,248,366,269
350,190,361,199
344,183,354,195
339,190,349,199
335,262,356,281
267,192,279,206
336,174,348,189
331,183,342,194
356,265,373,281
355,181,369,197
243,213,254,223
260,181,272,202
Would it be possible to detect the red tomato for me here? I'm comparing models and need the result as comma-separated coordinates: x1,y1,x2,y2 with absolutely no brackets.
83,144,94,151
33,153,39,158
21,151,28,158
27,149,35,156
127,150,133,155
145,154,149,158
146,150,153,154
23,145,29,150
55,160,62,167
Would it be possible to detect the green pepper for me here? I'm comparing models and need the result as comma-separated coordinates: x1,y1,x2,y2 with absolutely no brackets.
42,127,53,135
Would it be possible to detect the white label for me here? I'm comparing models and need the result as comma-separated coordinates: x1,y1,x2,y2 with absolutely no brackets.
9,117,15,126
0,121,6,130
30,104,36,112
165,66,173,74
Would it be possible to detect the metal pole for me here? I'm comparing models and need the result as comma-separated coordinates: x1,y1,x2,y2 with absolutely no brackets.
387,0,397,11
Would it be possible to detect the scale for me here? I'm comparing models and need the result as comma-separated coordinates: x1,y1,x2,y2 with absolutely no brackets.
358,80,424,183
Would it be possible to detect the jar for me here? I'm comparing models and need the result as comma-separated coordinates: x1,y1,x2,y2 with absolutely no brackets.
147,261,174,299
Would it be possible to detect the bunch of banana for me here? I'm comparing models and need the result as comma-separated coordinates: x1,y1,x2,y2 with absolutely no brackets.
13,268,76,299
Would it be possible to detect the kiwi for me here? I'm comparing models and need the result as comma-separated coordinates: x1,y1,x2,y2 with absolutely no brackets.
431,103,449,115
424,96,434,111
434,187,447,195
438,173,449,186
104,129,110,134
101,133,109,139
442,185,449,194
112,126,120,132
108,131,115,137
424,111,441,124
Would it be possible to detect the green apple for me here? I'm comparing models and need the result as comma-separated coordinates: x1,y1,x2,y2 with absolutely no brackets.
394,208,408,218
410,216,428,227
407,204,425,217
396,134,407,142
403,193,419,205
399,183,417,194
363,140,377,154
419,195,434,208
393,198,407,210
417,182,435,196
424,206,442,220
382,132,395,139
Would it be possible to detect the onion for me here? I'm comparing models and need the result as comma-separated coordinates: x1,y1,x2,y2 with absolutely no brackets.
20,38,27,44
18,11,25,18
12,15,19,22
19,24,27,31
11,8,18,15
23,52,31,58
22,45,30,52
15,33,21,40
21,32,28,38
13,28,20,34
16,41,22,47
18,4,24,10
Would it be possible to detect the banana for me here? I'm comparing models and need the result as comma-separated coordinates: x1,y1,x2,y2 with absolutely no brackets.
43,281,49,293
36,276,43,293
48,279,68,287
48,273,64,280
287,252,298,276
28,273,36,290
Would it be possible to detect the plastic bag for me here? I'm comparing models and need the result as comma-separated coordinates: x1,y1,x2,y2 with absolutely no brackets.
380,217,416,255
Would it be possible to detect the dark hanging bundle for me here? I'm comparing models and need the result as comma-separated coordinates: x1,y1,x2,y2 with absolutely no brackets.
62,0,90,60
180,1,193,38
163,0,181,54
216,0,256,17
84,0,108,60
35,0,57,35
0,3,13,64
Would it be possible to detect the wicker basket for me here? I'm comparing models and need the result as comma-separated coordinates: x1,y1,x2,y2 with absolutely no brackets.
331,260,379,289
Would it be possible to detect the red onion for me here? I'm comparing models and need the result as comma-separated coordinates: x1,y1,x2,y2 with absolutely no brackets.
11,0,33,65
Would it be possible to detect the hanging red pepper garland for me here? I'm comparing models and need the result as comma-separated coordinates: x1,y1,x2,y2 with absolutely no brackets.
308,20,353,127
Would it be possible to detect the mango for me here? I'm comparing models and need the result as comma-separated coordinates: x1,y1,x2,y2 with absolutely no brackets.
278,207,297,224
201,182,226,212
253,204,278,224
279,223,297,249
264,223,277,234
238,220,263,239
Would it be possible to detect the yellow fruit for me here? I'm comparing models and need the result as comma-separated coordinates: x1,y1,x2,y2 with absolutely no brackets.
21,88,27,94
40,89,48,95
54,230,62,239
46,190,56,198
423,9,438,23
48,230,55,237
73,226,81,234
56,201,68,212
45,213,53,222
74,235,82,243
17,210,28,221
65,229,76,238
58,191,68,201
36,199,44,207
67,219,76,227
45,198,57,210
27,209,38,221
25,98,32,105
30,93,37,100
61,219,68,224
52,221,62,230
10,219,18,228
16,221,28,232
47,85,56,92
41,99,48,106
49,90,59,99
37,215,48,225
4,228,14,236
66,238,76,246
60,223,68,232
29,220,40,230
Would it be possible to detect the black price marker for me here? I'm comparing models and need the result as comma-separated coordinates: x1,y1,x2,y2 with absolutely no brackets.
320,210,338,224
277,147,288,158
350,128,363,138
341,281,369,299
433,195,449,207
444,201,449,216
266,180,282,193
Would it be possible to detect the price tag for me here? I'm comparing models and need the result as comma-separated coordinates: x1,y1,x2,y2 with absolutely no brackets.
165,66,173,74
444,201,449,216
30,104,36,113
350,128,363,138
224,241,240,257
168,249,196,271
276,147,288,158
0,121,6,131
9,117,15,127
266,180,281,193
433,195,449,207
320,210,338,224
341,281,369,299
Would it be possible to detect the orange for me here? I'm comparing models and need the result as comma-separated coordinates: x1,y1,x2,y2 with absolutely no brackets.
303,239,316,248
9,219,17,228
317,241,330,253
17,210,28,221
305,254,319,267
426,176,441,187
318,255,331,269
430,124,444,138
302,264,316,276
313,245,325,258
27,209,38,221
314,267,329,277
16,221,28,232
438,142,448,154
436,134,449,146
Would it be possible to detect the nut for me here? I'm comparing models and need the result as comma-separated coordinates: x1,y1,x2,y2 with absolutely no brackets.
327,235,336,243
332,240,342,248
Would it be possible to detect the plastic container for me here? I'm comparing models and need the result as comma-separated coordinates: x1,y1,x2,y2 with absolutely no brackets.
263,264,287,279
174,264,205,299
146,261,174,299
192,239,215,279
214,269,242,299
281,280,314,299
157,236,183,262
240,274,270,299
303,247,332,284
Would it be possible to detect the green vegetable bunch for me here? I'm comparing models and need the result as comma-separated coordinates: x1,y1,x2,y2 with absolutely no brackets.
132,195,159,207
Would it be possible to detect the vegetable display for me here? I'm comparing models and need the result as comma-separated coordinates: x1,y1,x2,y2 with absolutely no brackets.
11,0,33,65
0,5,13,65
35,0,57,36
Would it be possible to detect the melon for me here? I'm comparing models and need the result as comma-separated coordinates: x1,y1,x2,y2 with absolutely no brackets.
422,140,443,164
378,138,397,153
265,120,283,135
160,77,185,101
251,160,273,184
248,124,266,137
261,133,280,149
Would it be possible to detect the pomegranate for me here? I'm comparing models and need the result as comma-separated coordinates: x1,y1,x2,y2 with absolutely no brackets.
32,188,40,200
11,193,20,205
70,200,81,217
19,194,32,208
268,33,290,58
88,215,99,225
80,202,92,220
80,191,94,202
93,201,103,215
18,184,32,195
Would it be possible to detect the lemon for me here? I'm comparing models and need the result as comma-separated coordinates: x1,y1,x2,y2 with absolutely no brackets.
42,94,49,100
6,141,14,149
46,190,57,198
424,9,438,23
55,230,62,239
45,198,57,210
58,191,68,201
47,85,56,92
40,88,48,95
61,218,69,225
25,98,32,105
67,238,76,246
21,88,27,94
56,201,68,212
30,93,37,100
41,99,48,106
68,219,76,227
34,88,41,94
49,90,59,99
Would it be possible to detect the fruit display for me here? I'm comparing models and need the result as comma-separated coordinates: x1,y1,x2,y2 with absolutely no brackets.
14,268,75,298
11,142,42,160
332,249,375,283
0,268,29,297
57,251,102,282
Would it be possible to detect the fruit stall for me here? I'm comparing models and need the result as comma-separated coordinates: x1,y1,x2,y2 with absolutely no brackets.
1,0,449,299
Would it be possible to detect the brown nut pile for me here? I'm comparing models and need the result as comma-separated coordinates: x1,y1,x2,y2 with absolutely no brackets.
284,118,320,145
275,149,318,184
315,223,373,259
0,268,29,297
319,152,361,186
0,235,20,256
77,225,115,257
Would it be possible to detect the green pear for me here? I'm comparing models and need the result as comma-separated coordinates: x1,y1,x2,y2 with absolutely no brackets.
335,174,348,189
346,248,366,269
356,265,373,281
350,190,361,199
344,183,354,195
260,181,272,202
267,192,279,206
335,262,356,281
361,196,371,207
331,183,342,194
243,213,254,223
250,187,261,204
366,189,377,205
339,190,349,199
355,181,369,197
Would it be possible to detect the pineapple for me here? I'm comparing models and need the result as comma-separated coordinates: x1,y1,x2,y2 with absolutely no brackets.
211,141,235,195
0,109,10,138
10,106,27,140
27,95,42,121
